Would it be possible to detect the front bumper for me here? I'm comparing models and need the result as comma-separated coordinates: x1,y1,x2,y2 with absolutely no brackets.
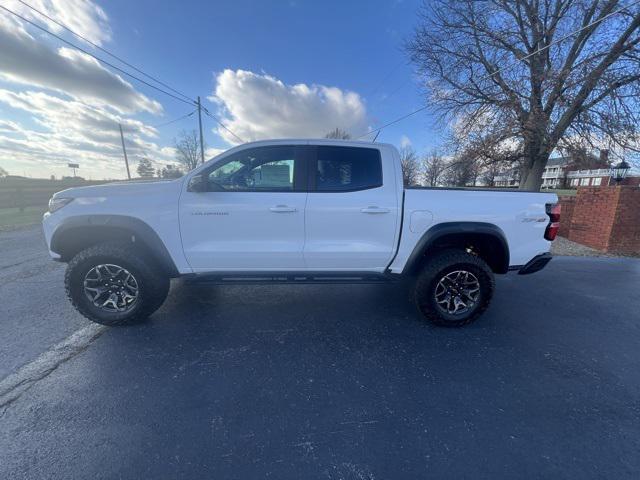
517,253,552,275
42,211,62,261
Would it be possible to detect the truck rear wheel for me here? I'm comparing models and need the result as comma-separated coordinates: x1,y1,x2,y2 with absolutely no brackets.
414,249,494,327
65,242,170,326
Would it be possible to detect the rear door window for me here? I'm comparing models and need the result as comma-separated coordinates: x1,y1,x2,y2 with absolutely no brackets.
313,146,382,192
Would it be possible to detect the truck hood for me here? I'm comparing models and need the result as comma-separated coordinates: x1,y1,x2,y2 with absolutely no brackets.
53,179,182,199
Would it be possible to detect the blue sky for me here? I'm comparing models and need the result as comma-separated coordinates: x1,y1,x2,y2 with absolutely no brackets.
108,0,437,146
0,0,442,179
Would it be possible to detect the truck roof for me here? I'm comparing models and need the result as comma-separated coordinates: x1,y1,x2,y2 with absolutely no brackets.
225,138,394,150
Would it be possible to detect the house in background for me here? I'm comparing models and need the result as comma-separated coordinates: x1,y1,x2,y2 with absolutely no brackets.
493,158,573,188
540,157,570,188
546,149,640,188
493,166,521,187
497,149,634,189
566,166,640,187
543,150,612,189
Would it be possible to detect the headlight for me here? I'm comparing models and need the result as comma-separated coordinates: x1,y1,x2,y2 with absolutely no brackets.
48,197,73,213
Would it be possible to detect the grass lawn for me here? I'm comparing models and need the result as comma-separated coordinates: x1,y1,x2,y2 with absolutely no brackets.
545,189,577,196
0,206,46,228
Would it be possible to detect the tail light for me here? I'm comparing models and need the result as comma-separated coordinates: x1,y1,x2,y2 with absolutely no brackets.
544,203,561,241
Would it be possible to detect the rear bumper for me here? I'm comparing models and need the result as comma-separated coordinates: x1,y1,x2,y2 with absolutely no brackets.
517,253,552,275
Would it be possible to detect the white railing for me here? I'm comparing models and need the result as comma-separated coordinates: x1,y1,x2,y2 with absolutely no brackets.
541,172,563,179
566,168,610,178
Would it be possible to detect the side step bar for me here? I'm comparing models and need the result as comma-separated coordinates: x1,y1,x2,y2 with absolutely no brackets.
185,272,399,285
517,253,552,275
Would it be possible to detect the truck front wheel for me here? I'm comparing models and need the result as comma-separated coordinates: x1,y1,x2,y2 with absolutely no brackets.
65,242,170,326
414,249,494,327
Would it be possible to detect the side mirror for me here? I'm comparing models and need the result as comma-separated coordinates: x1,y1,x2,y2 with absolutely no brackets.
187,174,206,192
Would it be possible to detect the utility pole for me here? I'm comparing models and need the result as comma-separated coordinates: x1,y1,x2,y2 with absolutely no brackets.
118,123,131,180
197,96,205,165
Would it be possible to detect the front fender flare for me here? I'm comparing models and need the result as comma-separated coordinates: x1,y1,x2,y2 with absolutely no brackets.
50,214,179,277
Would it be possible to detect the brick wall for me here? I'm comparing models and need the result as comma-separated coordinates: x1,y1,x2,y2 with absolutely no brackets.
620,176,640,186
559,186,640,254
608,187,640,255
558,196,575,238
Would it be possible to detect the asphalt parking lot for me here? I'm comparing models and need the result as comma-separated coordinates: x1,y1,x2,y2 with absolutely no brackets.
1,225,640,479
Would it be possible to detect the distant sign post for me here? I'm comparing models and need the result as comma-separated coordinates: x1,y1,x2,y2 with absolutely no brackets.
68,163,79,177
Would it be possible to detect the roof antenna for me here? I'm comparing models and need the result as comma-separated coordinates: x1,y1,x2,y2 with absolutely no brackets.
372,130,381,142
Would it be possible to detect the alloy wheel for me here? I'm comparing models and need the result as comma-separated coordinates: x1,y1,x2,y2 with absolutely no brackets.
83,264,139,313
434,270,480,315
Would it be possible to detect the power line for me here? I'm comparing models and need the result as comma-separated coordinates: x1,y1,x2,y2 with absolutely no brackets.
357,0,640,140
0,4,196,107
15,0,194,104
151,110,196,128
202,107,246,143
2,4,245,148
357,105,430,140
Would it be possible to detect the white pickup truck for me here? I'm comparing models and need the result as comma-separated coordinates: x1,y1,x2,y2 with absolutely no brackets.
43,139,559,327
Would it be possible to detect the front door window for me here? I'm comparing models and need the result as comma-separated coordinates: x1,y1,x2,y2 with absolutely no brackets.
207,147,297,192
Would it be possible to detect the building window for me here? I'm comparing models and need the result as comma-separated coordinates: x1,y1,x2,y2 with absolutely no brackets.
592,177,602,186
571,179,579,186
580,178,590,186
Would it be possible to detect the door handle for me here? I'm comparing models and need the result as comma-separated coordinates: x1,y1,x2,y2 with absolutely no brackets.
361,206,390,214
270,205,297,213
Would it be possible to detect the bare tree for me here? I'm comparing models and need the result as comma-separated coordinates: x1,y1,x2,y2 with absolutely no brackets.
443,153,480,187
407,0,640,190
558,142,609,169
479,161,506,187
400,147,421,186
448,128,525,186
0,166,7,178
325,128,352,139
422,150,447,186
174,130,205,171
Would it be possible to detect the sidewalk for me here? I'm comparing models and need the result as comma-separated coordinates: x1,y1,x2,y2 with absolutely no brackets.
552,236,638,258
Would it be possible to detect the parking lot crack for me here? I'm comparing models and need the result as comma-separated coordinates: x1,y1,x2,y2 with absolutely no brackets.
0,324,105,410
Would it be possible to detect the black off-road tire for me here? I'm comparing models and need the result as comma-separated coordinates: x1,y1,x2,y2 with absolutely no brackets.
65,242,170,326
414,249,494,327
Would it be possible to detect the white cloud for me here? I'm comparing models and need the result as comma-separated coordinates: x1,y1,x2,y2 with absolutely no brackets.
210,69,368,144
0,12,161,114
0,89,155,137
205,146,226,159
5,0,111,45
0,89,174,178
0,119,21,132
0,0,178,178
400,134,412,149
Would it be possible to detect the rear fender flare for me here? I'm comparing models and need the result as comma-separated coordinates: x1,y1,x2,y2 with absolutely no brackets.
403,222,510,274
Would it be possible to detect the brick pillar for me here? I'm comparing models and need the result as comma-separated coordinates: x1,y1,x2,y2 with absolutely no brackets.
608,187,640,255
558,196,575,238
567,187,621,251
566,186,640,254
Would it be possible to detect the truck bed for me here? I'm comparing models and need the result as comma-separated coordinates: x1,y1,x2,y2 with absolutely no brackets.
388,188,558,274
